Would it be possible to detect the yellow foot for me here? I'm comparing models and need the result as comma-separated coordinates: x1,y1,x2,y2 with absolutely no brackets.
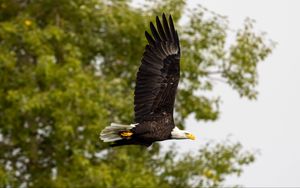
120,131,133,137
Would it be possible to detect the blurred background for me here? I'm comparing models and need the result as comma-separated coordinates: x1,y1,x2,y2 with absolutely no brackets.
0,0,298,187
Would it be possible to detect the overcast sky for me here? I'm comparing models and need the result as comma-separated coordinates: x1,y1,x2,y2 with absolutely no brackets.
131,0,300,186
161,0,300,187
134,0,300,187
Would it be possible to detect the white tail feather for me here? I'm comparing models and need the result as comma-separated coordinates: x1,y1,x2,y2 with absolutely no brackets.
100,123,137,142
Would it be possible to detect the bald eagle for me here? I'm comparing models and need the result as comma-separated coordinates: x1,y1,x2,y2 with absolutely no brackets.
100,13,195,147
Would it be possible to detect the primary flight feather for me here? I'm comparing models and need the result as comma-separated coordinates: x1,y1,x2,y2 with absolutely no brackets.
100,13,196,147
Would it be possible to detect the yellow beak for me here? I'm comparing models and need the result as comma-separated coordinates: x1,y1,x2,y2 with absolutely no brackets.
187,133,196,140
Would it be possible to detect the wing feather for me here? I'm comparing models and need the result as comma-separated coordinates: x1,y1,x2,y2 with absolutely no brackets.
134,14,181,123
145,31,156,46
169,15,176,42
150,22,161,42
162,13,172,41
156,16,167,41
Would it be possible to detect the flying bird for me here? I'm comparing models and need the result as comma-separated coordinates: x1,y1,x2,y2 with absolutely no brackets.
100,13,196,147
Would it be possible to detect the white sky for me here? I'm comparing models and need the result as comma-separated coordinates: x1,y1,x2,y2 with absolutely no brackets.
161,0,300,187
131,0,300,186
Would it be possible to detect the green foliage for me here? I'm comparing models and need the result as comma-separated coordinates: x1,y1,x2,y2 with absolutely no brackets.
0,0,273,187
157,140,256,187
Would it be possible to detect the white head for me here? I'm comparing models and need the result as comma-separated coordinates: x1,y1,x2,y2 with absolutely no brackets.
171,127,196,140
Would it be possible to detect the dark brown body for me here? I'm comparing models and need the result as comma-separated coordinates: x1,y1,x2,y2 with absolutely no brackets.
112,114,174,147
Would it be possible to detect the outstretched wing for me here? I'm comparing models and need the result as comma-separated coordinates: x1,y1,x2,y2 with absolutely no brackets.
134,13,181,123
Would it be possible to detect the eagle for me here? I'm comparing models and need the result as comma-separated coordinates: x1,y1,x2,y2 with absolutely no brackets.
100,13,196,147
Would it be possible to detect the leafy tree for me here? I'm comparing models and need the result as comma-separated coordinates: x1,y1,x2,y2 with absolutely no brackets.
0,0,273,187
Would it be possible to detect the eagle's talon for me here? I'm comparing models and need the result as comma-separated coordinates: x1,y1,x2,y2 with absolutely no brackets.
120,131,133,137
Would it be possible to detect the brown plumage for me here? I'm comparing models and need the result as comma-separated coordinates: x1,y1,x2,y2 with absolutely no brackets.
134,14,180,123
100,14,195,147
